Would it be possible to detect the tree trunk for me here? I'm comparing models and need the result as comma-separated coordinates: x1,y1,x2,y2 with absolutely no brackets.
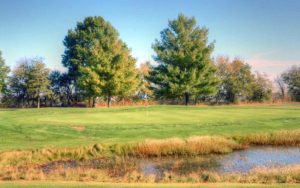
92,97,96,108
107,94,112,108
88,97,91,108
280,88,285,101
184,92,189,106
37,96,40,109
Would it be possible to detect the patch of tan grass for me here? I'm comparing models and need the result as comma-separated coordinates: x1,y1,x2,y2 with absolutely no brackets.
237,130,300,146
130,136,242,157
248,165,300,183
72,126,86,132
1,162,300,183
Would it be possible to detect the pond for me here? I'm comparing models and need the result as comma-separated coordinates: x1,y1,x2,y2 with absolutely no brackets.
39,146,300,179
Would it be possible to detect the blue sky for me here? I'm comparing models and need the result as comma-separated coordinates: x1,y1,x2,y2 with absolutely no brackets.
0,0,299,79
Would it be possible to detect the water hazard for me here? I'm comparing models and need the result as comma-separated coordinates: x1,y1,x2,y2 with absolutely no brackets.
39,146,300,178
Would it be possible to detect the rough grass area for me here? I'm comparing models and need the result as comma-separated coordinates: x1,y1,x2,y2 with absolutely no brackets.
0,104,299,151
0,164,300,183
0,135,242,168
0,131,300,183
0,182,299,188
1,130,299,168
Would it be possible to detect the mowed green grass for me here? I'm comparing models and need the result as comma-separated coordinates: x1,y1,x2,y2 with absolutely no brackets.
0,104,299,151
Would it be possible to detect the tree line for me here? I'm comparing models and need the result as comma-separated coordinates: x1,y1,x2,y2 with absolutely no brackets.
0,14,299,108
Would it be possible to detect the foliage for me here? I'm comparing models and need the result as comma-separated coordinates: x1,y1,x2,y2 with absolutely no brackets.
3,58,51,108
62,16,140,107
49,70,74,106
251,72,272,102
149,14,219,105
215,57,255,103
282,65,300,101
26,59,51,108
139,61,153,96
0,51,10,94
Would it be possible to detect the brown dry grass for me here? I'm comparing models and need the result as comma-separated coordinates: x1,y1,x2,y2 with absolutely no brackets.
72,126,86,132
1,164,300,183
236,130,300,146
131,136,243,157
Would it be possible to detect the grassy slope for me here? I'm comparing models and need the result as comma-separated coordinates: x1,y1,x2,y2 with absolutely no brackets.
0,104,299,151
0,182,299,188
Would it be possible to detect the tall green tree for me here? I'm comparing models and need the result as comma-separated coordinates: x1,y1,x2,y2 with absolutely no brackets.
62,16,139,107
0,51,10,94
149,14,219,105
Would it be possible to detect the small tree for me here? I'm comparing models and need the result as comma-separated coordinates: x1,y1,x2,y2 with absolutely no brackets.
49,71,74,107
251,72,272,102
149,14,219,105
6,60,30,107
140,61,153,96
274,76,286,100
26,59,51,108
0,51,10,94
282,66,300,101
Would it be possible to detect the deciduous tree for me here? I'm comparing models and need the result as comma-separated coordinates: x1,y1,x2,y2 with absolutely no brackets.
215,57,255,103
251,72,272,102
282,66,300,101
26,59,51,108
62,16,139,107
0,51,10,94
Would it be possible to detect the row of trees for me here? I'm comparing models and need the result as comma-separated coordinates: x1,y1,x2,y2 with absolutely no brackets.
215,57,273,103
0,15,299,108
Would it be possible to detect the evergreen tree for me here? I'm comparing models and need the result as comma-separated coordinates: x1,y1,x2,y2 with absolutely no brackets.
149,14,219,105
62,16,139,107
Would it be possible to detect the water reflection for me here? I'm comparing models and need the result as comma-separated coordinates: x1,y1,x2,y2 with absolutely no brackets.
40,146,300,178
218,146,300,173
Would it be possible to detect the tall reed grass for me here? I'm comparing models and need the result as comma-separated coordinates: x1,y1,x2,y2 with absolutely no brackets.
235,130,300,146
